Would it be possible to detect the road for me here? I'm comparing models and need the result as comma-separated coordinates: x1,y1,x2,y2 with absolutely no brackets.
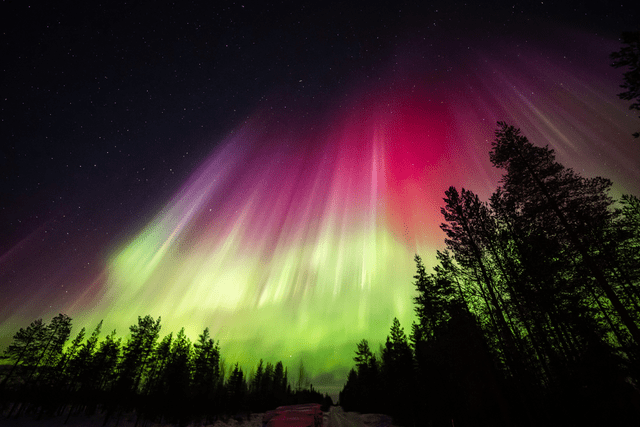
326,406,393,427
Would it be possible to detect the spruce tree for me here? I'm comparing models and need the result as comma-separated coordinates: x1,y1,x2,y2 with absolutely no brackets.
192,327,220,402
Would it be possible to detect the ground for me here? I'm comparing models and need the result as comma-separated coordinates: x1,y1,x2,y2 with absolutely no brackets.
0,406,398,427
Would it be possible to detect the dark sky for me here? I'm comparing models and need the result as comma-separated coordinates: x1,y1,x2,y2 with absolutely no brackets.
3,1,636,252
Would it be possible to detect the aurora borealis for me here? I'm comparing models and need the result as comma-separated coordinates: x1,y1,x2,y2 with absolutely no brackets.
2,2,639,396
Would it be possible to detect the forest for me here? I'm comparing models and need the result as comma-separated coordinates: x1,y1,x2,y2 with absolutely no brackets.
339,122,640,426
0,313,331,425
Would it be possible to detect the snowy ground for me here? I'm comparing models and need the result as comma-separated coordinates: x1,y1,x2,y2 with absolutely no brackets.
0,410,264,427
327,406,394,427
0,407,397,427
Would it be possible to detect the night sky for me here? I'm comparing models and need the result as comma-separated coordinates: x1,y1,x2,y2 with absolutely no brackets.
2,1,639,396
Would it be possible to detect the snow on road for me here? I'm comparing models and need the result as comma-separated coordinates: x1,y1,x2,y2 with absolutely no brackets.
0,406,395,427
327,406,395,427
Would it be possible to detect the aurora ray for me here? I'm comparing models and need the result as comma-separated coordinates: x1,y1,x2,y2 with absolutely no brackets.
1,21,639,397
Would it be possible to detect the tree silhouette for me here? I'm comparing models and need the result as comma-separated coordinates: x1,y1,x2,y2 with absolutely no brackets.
615,194,640,297
273,361,286,393
116,315,161,396
381,318,414,423
192,326,220,416
63,321,102,419
1,314,309,424
151,328,192,421
341,121,640,426
27,314,72,386
92,329,121,392
1,318,47,390
296,360,310,392
611,31,640,137
164,328,192,396
441,186,523,377
144,331,172,397
491,122,640,348
227,363,246,413
354,339,373,372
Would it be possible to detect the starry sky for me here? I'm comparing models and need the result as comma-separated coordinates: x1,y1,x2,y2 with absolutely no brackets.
2,1,639,396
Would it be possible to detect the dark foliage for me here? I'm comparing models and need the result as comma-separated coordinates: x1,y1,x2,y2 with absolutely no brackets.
340,123,640,426
611,31,640,137
1,315,323,425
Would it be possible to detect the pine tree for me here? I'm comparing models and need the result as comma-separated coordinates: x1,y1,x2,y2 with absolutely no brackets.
412,254,463,342
29,314,73,385
354,339,372,373
51,326,84,386
296,360,309,392
191,327,220,418
490,122,640,346
251,359,264,394
64,321,102,418
145,332,173,396
611,31,640,138
165,328,192,398
273,361,285,393
93,330,121,392
117,315,161,394
350,339,381,413
381,318,414,422
614,194,640,305
441,186,521,374
261,364,275,406
227,363,246,413
0,318,47,389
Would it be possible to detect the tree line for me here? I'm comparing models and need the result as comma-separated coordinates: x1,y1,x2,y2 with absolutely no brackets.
0,314,331,425
340,122,640,427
